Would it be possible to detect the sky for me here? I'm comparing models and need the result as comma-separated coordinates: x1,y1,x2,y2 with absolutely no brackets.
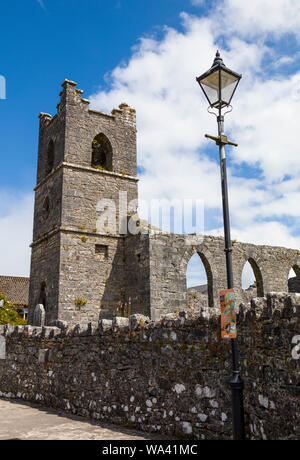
1,0,300,289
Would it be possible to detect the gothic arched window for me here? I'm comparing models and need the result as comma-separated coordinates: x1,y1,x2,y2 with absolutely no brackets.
186,251,214,309
241,257,264,298
91,133,112,171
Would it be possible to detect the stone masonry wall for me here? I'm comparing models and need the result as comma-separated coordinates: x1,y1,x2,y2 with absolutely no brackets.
124,233,151,317
1,293,299,440
28,232,61,325
187,290,209,317
32,170,63,242
58,233,125,325
63,80,137,177
36,111,66,185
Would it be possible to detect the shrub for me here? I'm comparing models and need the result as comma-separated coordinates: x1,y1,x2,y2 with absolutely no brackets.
0,294,27,325
74,297,87,308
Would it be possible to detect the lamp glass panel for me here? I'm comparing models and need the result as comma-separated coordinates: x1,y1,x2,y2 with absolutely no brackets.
220,70,239,105
199,70,219,106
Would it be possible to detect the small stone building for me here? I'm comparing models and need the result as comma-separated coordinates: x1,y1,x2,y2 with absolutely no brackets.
28,80,300,327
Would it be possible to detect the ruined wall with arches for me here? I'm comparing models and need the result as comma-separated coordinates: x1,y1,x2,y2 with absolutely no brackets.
147,233,300,319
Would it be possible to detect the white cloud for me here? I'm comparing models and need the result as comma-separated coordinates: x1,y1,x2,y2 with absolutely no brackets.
273,56,296,69
216,0,300,40
218,221,300,249
89,4,300,257
0,191,34,277
230,72,300,181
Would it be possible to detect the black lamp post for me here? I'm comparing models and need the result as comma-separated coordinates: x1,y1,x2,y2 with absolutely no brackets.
196,50,245,440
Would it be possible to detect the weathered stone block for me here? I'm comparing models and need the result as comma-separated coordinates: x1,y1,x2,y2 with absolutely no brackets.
38,348,48,363
112,317,129,330
33,304,45,326
129,314,150,330
49,320,68,330
0,336,5,360
98,319,112,332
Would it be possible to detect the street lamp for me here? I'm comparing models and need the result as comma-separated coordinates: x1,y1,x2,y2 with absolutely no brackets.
196,50,245,441
196,50,241,110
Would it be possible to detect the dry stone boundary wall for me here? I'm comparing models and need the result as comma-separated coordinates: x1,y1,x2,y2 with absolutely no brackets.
0,293,299,440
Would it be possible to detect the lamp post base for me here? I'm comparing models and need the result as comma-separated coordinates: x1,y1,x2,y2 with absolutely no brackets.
230,372,245,440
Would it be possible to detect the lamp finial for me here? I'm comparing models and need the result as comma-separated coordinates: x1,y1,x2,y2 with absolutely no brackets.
213,50,224,66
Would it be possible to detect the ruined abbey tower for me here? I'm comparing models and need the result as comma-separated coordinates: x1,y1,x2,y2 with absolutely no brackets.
28,79,140,326
28,79,300,327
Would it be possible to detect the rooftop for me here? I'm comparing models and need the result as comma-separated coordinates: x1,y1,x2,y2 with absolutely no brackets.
0,276,29,306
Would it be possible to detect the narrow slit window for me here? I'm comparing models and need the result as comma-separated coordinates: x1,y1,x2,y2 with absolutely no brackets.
95,244,109,260
46,140,55,176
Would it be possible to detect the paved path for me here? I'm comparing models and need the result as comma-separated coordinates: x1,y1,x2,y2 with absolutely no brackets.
0,398,170,440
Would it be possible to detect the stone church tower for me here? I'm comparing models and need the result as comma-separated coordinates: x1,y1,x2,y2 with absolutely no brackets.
28,79,139,326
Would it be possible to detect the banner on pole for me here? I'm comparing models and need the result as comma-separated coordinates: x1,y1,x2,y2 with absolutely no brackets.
220,288,237,339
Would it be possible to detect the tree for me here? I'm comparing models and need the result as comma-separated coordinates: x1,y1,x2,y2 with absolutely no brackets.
0,294,27,325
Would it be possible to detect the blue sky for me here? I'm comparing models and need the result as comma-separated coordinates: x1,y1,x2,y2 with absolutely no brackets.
1,0,300,289
0,0,204,190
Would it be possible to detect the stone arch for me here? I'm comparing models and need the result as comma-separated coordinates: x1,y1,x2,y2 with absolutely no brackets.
186,250,214,309
91,133,113,171
242,257,264,297
45,140,55,176
288,264,300,292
